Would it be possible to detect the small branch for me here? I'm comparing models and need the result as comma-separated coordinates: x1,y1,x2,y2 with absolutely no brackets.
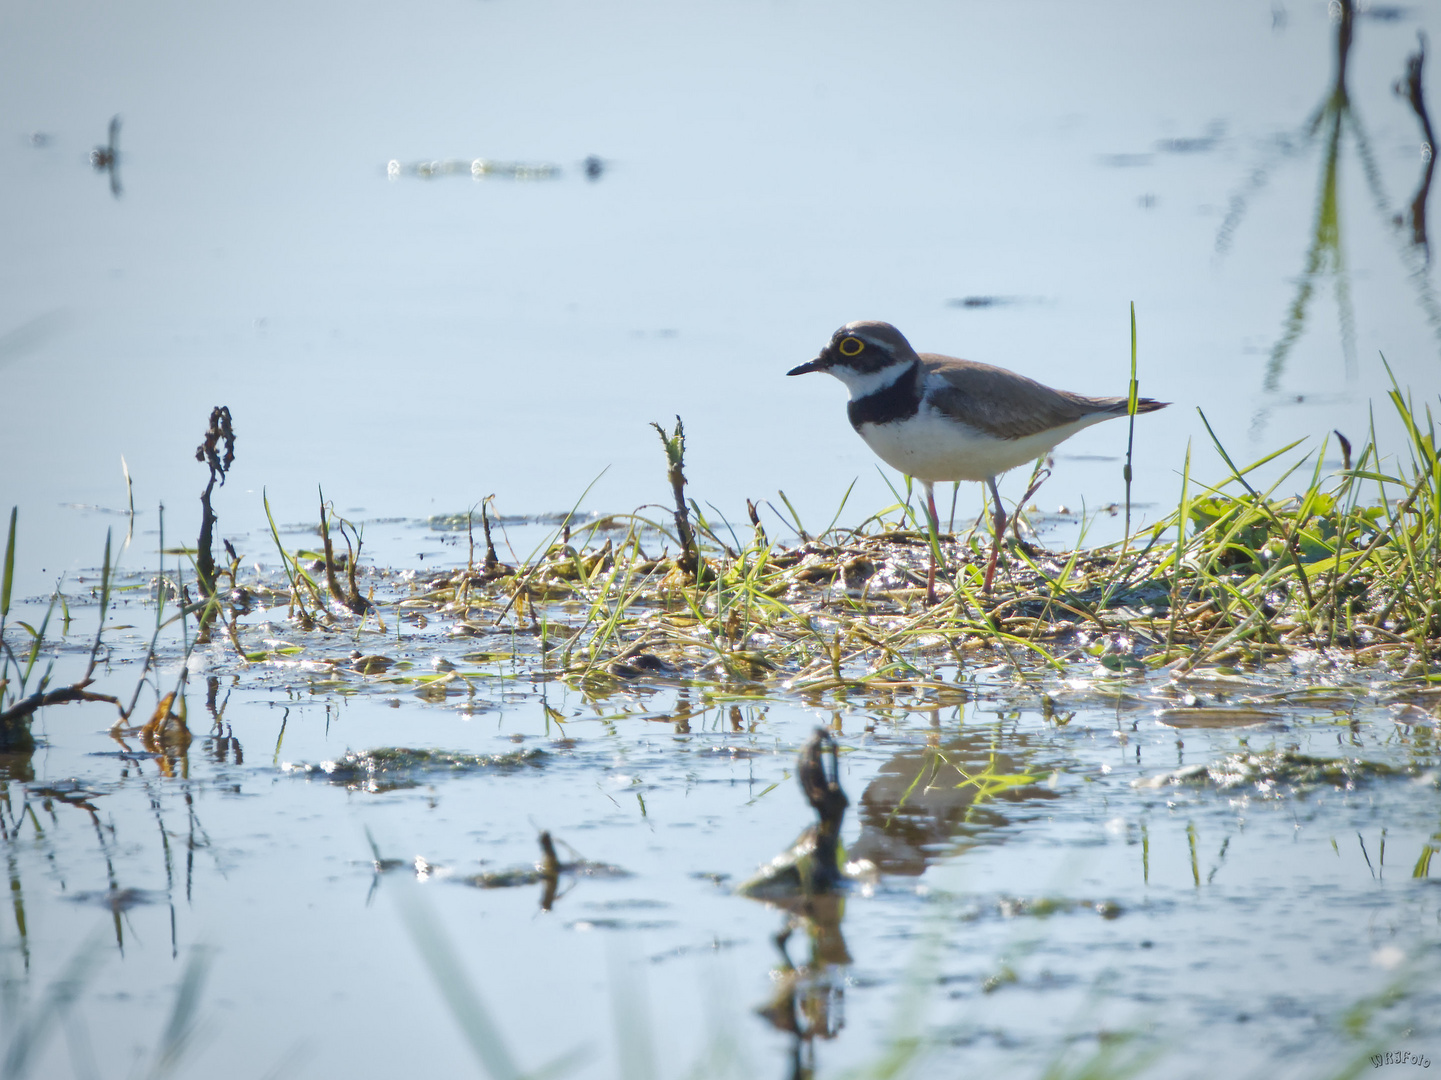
652,417,701,578
1,682,123,726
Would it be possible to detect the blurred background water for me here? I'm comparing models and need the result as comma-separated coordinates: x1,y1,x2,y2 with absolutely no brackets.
3,0,1439,590
4,4,1441,1077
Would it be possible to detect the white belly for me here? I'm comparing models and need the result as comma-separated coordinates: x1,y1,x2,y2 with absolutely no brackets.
856,406,1111,483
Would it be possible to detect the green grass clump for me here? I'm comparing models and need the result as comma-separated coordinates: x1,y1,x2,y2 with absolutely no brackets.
150,378,1441,705
388,380,1441,694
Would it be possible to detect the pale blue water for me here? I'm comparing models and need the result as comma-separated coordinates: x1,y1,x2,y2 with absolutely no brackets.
4,0,1440,590
5,635,1438,1078
3,2,1441,1077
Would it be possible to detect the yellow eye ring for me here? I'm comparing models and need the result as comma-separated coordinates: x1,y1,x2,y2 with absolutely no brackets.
838,336,864,357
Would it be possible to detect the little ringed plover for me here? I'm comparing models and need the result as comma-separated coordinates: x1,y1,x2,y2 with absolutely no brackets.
788,320,1169,599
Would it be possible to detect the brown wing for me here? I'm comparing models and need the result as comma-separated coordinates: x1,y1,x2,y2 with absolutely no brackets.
922,354,1164,440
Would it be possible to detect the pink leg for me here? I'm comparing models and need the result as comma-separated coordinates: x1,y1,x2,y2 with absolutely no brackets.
925,484,940,605
982,477,1006,593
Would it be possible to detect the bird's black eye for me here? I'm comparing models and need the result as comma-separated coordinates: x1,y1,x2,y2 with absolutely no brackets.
838,336,865,357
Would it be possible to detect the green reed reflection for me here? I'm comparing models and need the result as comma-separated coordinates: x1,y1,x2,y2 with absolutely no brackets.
1218,0,1441,406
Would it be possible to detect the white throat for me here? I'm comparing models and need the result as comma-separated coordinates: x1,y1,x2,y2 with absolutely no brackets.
825,360,913,401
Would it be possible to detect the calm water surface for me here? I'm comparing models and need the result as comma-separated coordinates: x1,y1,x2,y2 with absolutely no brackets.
3,0,1440,585
6,632,1439,1078
3,1,1441,1077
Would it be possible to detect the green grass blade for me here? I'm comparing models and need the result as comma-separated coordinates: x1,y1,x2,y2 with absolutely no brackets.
147,947,212,1078
1124,301,1139,545
84,529,113,679
820,478,858,541
775,490,809,542
262,489,299,596
1,507,15,620
394,888,525,1080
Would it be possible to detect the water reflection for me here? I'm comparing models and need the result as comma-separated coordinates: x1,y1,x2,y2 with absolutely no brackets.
109,690,193,779
1394,33,1436,259
754,895,849,1080
1218,0,1441,420
739,731,853,1080
848,715,1059,876
0,749,34,784
4,770,205,960
0,667,216,971
735,719,1064,1076
202,675,243,766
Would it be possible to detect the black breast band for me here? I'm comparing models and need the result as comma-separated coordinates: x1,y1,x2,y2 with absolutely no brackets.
847,362,921,430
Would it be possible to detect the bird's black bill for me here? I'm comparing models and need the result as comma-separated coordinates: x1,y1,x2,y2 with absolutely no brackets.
787,357,825,376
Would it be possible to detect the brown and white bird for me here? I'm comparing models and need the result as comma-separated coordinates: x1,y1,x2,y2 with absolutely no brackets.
788,320,1168,599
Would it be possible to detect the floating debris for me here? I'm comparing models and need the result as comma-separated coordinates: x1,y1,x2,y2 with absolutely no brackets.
386,158,562,181
1096,152,1154,168
1133,750,1419,794
91,114,121,197
738,729,852,901
944,295,1047,309
1154,125,1223,154
610,653,673,679
996,895,1122,920
1154,706,1283,728
460,831,628,912
68,887,165,913
284,746,545,791
351,654,395,675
